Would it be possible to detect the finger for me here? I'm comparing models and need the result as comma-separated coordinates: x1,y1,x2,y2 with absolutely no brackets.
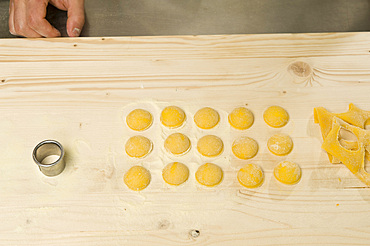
8,0,16,35
26,0,61,37
66,0,85,37
13,0,42,37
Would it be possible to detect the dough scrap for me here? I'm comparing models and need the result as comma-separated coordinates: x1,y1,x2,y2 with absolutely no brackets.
314,104,370,186
124,166,151,191
125,135,153,158
161,106,186,128
228,107,254,130
232,136,258,159
194,107,220,129
162,162,189,186
267,133,293,156
126,109,153,131
321,118,370,186
274,161,301,185
195,163,223,187
263,106,289,128
164,133,191,155
314,104,370,163
197,135,224,157
237,163,264,188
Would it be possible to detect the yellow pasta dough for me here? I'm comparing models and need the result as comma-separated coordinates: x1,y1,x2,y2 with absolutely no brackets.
162,162,189,186
228,107,254,130
197,135,224,157
195,163,223,187
267,133,293,156
232,136,258,159
237,163,264,188
274,161,301,185
263,106,289,128
126,109,153,131
124,166,151,191
160,106,186,128
194,107,220,129
125,135,152,158
164,133,191,155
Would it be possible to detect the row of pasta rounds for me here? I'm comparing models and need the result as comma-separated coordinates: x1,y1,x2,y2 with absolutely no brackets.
123,161,302,191
125,105,289,131
124,133,294,159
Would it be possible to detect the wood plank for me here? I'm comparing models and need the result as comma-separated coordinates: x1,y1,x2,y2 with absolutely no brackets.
1,32,370,245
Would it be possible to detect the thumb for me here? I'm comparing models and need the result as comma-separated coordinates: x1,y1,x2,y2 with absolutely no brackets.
66,0,85,37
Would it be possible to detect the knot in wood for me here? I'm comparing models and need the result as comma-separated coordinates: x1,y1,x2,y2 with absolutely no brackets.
288,61,312,77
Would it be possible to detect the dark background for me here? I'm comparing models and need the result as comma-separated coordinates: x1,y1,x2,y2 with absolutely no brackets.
0,0,369,38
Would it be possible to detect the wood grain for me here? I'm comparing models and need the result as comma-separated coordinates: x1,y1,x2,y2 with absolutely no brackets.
1,32,370,245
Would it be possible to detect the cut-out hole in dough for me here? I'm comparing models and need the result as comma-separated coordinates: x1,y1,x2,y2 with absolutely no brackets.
339,128,359,151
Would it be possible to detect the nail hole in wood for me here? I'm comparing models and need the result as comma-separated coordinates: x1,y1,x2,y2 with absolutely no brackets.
283,91,287,94
73,44,77,47
189,229,200,238
1,79,5,83
102,38,105,41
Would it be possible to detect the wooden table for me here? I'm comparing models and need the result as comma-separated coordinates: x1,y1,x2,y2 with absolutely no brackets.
1,32,370,245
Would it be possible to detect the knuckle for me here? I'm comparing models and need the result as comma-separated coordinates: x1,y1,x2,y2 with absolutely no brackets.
27,15,38,28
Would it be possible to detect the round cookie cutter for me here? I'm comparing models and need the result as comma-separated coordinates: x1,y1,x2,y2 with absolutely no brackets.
32,140,66,176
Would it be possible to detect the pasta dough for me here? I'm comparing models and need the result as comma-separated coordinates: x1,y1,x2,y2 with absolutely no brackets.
197,135,224,157
126,109,153,131
195,163,223,187
314,104,370,163
274,161,301,185
162,162,189,186
314,104,370,185
263,106,289,128
164,133,191,155
228,107,254,130
194,107,220,129
267,133,293,156
237,163,264,188
321,117,370,186
124,166,151,191
232,136,258,159
125,135,153,158
160,106,186,128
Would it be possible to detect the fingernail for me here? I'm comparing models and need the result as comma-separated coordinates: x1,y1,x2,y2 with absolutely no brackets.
72,28,81,37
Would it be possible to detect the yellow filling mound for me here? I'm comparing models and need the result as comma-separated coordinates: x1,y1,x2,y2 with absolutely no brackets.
125,135,153,158
267,133,293,156
194,107,220,129
126,109,153,131
228,107,254,130
263,106,289,128
160,106,186,128
232,136,258,159
197,135,224,157
274,161,301,185
162,162,189,186
164,133,191,155
124,166,151,191
237,163,264,188
195,163,223,187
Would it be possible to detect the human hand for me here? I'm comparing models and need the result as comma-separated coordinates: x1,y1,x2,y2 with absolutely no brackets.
9,0,85,38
